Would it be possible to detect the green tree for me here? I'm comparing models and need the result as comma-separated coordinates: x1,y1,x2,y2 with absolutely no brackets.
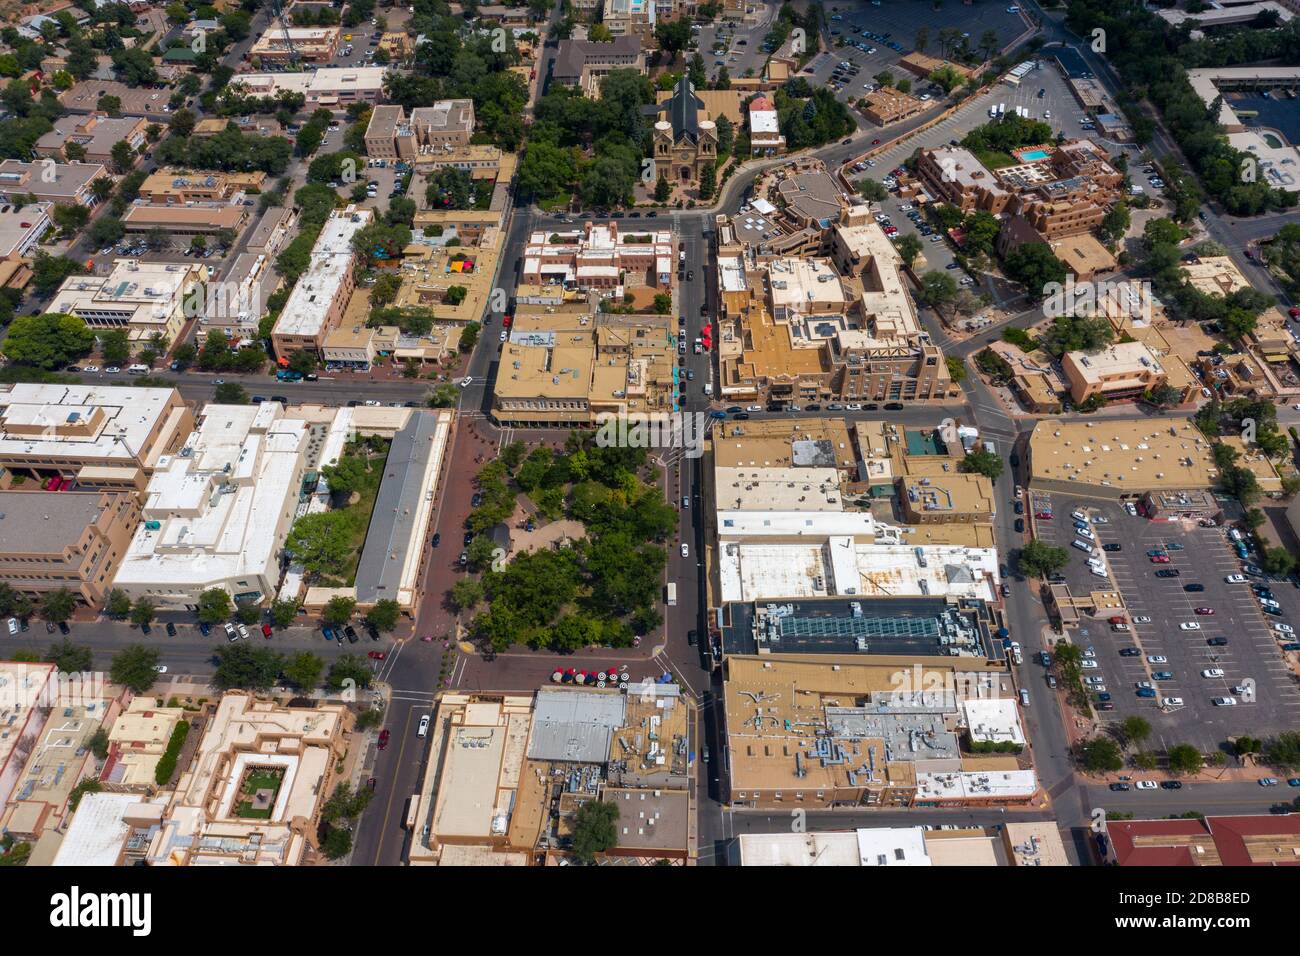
945,355,966,383
212,643,283,691
110,644,160,692
68,778,103,812
104,588,132,619
1017,539,1069,578
1264,731,1300,770
1167,743,1204,776
46,638,93,673
917,270,959,309
1120,716,1152,748
859,178,888,202
215,382,249,404
450,578,484,611
286,512,354,576
100,330,131,367
327,653,372,690
894,234,925,270
130,599,156,627
1,312,95,369
283,651,325,690
1079,735,1124,773
322,595,357,628
959,447,1003,480
197,588,233,624
570,799,619,863
1003,242,1067,295
270,600,300,629
365,599,401,633
39,588,77,624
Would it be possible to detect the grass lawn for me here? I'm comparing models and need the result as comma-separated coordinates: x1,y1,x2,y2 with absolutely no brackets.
971,148,1016,170
234,767,285,820
338,441,389,586
537,192,574,212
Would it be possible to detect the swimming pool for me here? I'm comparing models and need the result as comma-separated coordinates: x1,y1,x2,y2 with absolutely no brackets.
1019,149,1051,161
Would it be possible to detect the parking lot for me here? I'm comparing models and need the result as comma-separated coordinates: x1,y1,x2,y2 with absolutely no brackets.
1031,494,1300,752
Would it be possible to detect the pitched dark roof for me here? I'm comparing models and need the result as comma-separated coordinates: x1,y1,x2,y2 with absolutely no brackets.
667,75,702,144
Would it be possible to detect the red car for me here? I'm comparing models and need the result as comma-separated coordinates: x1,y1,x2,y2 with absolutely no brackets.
502,314,512,328
1035,511,1053,520
872,138,881,145
1195,607,1215,615
368,650,387,660
261,623,273,638
1150,555,1171,564
377,729,390,750
1289,307,1300,319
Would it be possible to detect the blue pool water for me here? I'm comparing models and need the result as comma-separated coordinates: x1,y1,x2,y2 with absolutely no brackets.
1019,149,1051,161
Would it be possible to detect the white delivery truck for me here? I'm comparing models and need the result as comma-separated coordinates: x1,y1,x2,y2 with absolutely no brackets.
666,582,678,606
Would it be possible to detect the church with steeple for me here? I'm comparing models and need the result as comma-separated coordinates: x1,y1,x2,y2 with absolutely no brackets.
651,75,719,185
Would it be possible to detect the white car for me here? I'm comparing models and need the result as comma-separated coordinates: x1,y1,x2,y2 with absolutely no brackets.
1147,655,1167,664
417,714,431,737
1125,502,1138,516
1212,696,1238,706
1135,780,1157,790
459,376,473,388
1179,622,1201,631
1076,528,1095,541
680,543,689,558
237,623,250,640
1225,574,1247,583
499,331,507,342
5,617,17,636
153,665,168,674
1084,676,1105,685
1274,623,1295,635
746,405,763,412
1201,668,1225,678
1092,515,1108,524
1136,681,1153,689
1163,697,1185,707
1081,659,1099,669
1071,511,1088,522
1134,616,1152,624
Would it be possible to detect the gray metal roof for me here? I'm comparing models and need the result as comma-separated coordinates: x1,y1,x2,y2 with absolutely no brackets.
354,411,441,604
527,687,627,763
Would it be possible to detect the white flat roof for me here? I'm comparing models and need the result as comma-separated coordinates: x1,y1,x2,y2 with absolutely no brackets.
273,208,372,338
0,383,179,464
51,793,148,866
962,698,1027,747
915,768,1038,801
749,106,780,136
113,402,307,592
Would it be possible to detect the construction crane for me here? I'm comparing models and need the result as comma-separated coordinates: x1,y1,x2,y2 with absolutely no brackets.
268,0,299,67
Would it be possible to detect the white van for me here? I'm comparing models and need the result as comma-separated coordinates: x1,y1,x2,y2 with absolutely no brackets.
418,714,431,737
1071,539,1092,553
127,364,149,374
